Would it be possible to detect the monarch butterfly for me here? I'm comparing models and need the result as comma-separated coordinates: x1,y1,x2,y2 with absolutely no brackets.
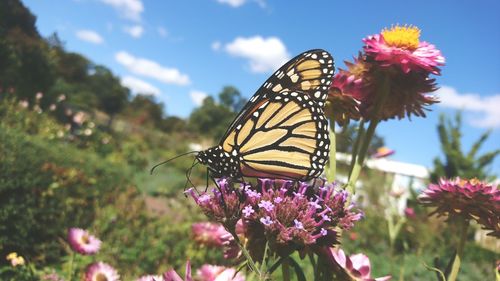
196,49,334,181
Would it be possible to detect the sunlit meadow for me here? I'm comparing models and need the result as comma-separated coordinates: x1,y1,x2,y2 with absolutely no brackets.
1,1,499,281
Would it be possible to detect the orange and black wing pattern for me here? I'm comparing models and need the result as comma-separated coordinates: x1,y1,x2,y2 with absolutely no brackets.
197,49,334,181
220,90,329,180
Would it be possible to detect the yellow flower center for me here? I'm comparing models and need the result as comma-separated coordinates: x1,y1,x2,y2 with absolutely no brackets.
382,25,420,50
81,234,90,245
95,273,108,281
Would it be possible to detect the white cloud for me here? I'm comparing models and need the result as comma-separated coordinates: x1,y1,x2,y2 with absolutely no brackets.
75,30,104,44
436,85,500,128
190,90,208,106
216,0,266,8
124,25,144,38
115,51,190,86
100,0,143,22
157,26,168,38
217,0,246,7
121,76,160,96
211,41,221,51
224,36,290,73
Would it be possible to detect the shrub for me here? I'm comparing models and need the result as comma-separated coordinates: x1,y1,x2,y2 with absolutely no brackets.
0,125,131,263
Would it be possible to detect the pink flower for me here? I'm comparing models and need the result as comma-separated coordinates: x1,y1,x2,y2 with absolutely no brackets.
419,178,500,237
67,228,101,255
332,25,444,121
136,275,164,281
191,222,230,247
187,179,245,229
372,147,395,158
330,248,391,281
363,25,444,75
84,262,120,281
243,179,362,258
197,265,245,281
164,261,193,281
404,207,416,219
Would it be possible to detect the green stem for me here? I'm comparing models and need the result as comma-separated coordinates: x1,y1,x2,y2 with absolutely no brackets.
347,120,365,179
67,252,75,281
448,219,469,281
346,117,379,195
346,74,390,199
281,257,291,281
326,128,337,182
228,229,262,278
308,253,318,281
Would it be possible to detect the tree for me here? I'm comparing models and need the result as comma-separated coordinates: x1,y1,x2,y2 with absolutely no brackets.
430,112,499,182
188,96,235,140
0,0,55,99
219,86,246,112
87,65,129,127
126,94,165,128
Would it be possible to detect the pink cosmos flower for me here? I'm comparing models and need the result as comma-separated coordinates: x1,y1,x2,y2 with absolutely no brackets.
419,178,500,237
363,26,444,75
84,262,120,281
191,222,230,247
67,228,101,255
330,248,391,281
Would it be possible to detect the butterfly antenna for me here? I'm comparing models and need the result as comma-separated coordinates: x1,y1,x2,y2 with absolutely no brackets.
150,150,199,175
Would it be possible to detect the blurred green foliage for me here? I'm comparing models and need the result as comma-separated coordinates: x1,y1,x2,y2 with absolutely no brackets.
0,124,130,261
431,112,500,182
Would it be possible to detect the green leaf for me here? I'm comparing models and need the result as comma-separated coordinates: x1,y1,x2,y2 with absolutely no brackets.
288,257,307,281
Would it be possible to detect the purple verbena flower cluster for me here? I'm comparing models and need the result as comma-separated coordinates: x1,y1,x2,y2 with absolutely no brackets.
188,178,362,258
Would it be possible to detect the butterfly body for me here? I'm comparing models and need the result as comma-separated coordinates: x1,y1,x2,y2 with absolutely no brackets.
197,49,334,181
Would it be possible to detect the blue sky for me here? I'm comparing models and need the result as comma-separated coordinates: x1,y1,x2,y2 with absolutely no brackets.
24,0,500,175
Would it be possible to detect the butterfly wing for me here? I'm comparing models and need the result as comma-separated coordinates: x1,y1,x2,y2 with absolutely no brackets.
221,90,330,180
220,49,334,141
205,49,334,180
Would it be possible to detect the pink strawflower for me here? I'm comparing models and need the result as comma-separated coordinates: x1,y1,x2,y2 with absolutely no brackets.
372,147,395,158
363,25,444,75
67,228,101,255
329,248,391,281
419,178,500,237
84,262,120,281
404,207,416,219
191,222,230,247
326,60,364,126
331,25,444,121
197,265,245,281
136,275,164,281
164,261,192,281
220,220,243,259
